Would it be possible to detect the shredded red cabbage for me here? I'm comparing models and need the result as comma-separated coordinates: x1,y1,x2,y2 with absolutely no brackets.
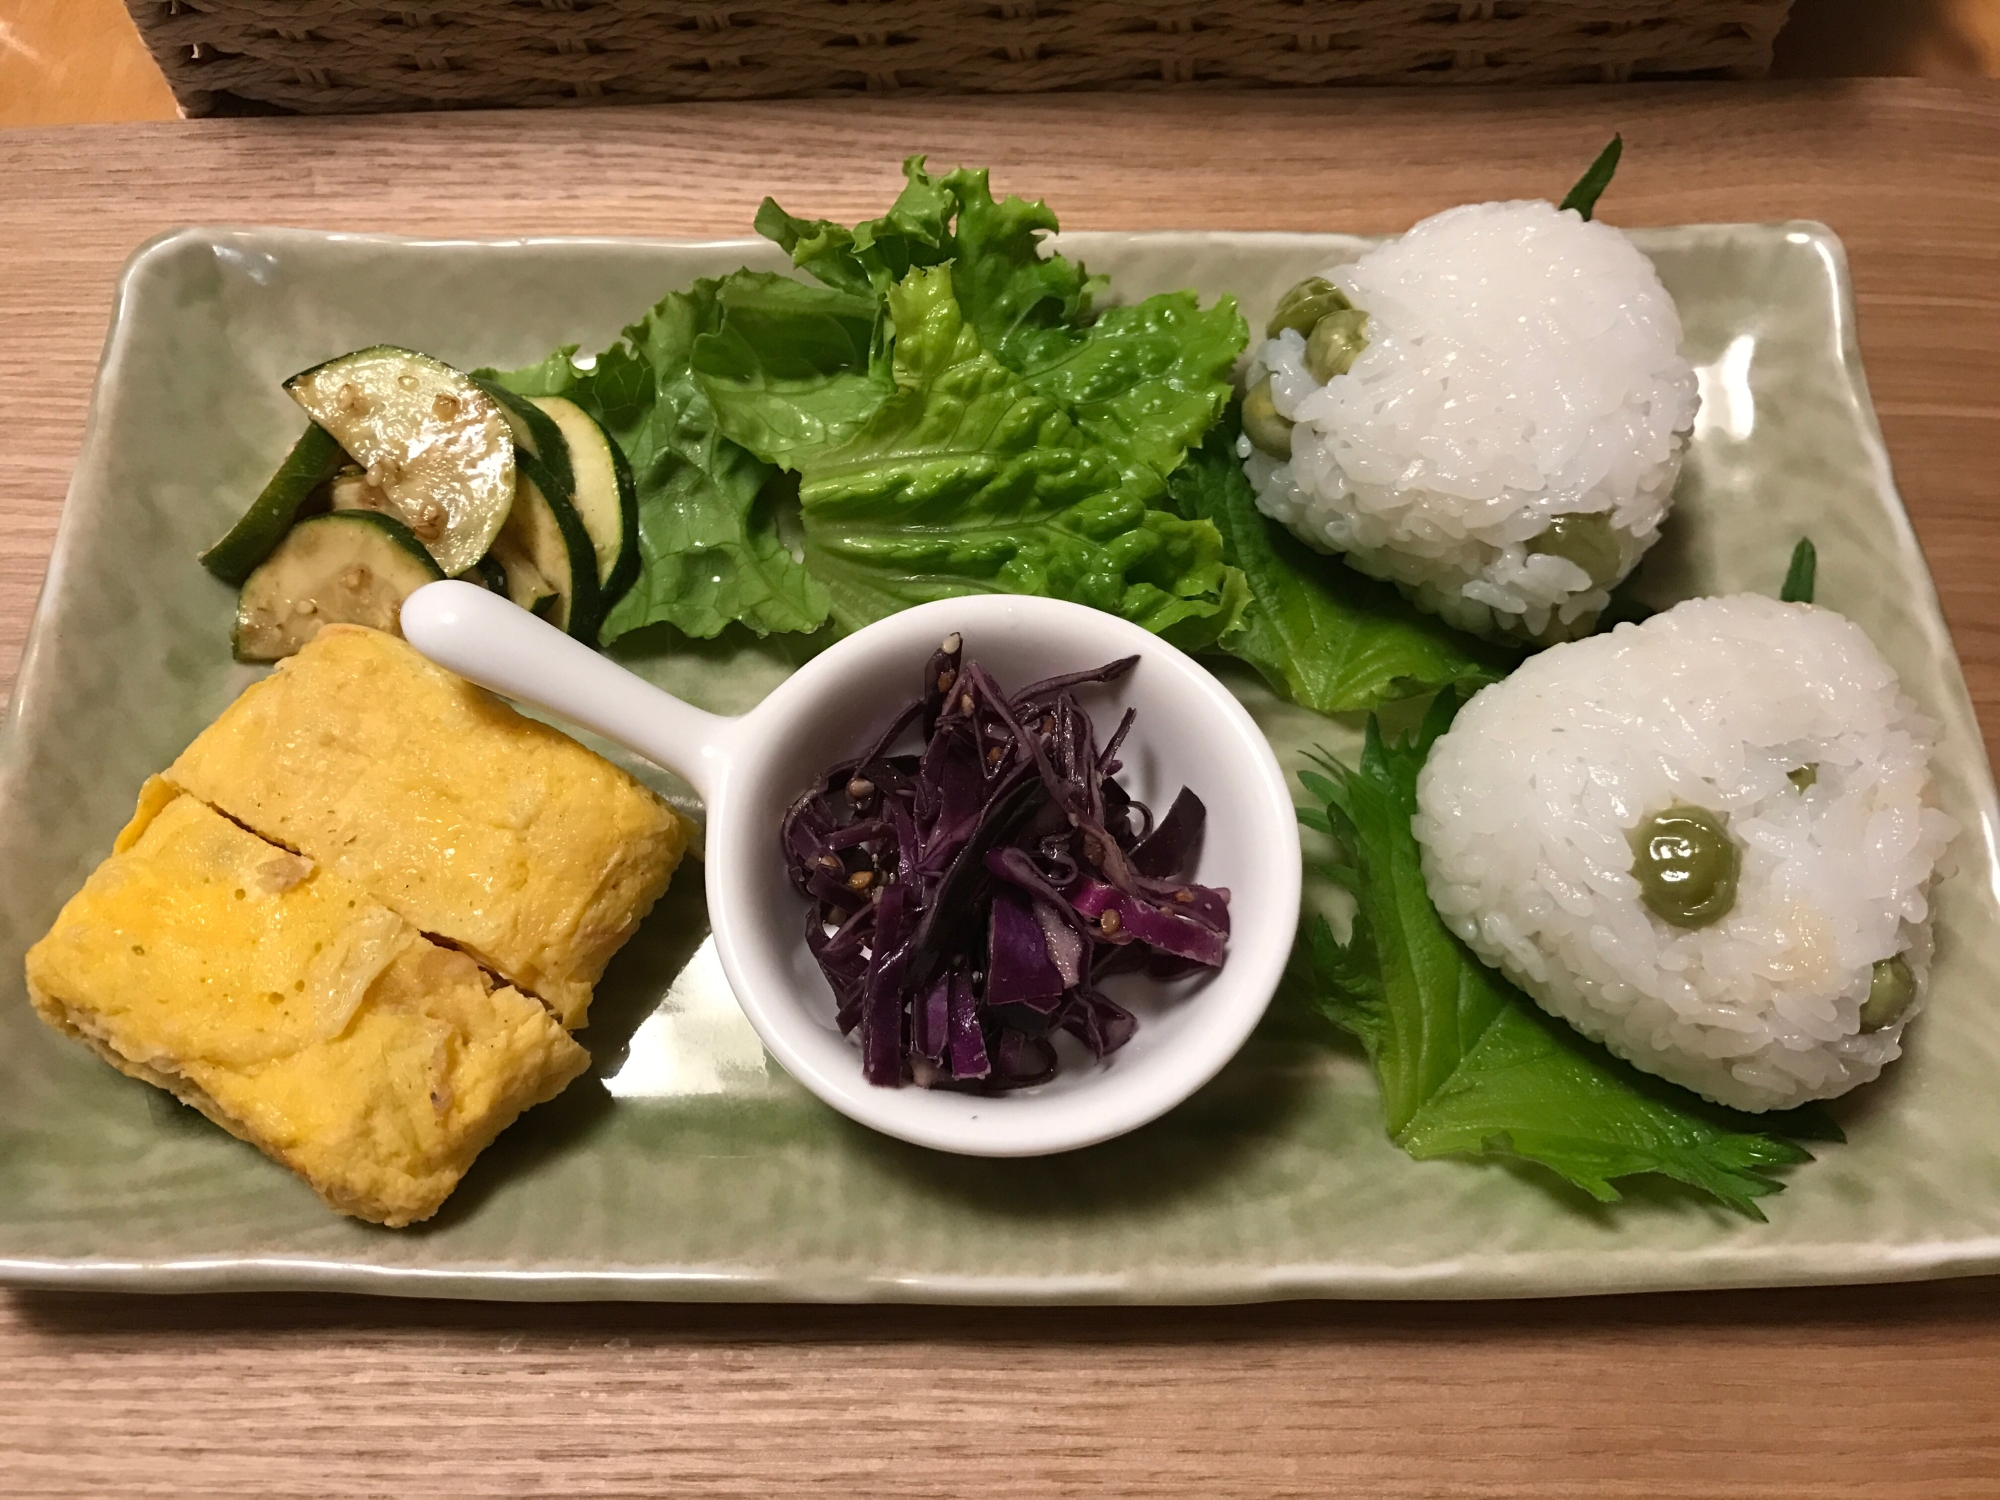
780,633,1231,1090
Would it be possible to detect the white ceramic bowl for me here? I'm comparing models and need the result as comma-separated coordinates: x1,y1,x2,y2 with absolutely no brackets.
402,583,1301,1156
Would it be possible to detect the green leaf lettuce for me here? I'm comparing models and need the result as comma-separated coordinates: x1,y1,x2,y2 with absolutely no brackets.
706,262,1248,648
685,271,890,469
761,158,1245,500
489,278,832,643
754,162,961,301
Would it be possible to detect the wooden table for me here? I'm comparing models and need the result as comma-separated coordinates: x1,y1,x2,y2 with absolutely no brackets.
5,80,1999,1497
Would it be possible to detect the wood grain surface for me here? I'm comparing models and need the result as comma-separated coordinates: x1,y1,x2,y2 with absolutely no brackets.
4,80,1999,1497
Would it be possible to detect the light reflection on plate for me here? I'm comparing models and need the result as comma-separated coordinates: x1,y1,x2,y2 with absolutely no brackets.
601,936,773,1098
1696,332,1757,441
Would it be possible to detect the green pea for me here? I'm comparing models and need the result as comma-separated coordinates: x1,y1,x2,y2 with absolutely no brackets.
1304,309,1369,384
1528,512,1623,589
1267,276,1352,339
1788,764,1818,792
1860,957,1916,1032
1241,377,1294,459
1629,805,1740,929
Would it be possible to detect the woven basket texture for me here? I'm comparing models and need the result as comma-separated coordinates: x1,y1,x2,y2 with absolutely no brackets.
129,1,1799,116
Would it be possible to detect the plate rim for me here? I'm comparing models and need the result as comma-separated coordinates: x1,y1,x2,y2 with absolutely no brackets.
6,220,1997,1303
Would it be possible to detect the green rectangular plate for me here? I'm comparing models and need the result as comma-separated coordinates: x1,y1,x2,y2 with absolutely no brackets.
2,225,1996,1301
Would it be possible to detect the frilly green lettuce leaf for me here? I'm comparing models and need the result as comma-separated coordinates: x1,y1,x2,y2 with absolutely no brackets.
765,263,1247,648
1292,692,1822,1217
1169,409,1516,713
689,271,890,467
764,159,1245,496
1007,292,1244,500
755,155,960,301
488,278,831,643
941,164,1106,373
930,165,1242,494
488,345,583,402
498,159,1251,649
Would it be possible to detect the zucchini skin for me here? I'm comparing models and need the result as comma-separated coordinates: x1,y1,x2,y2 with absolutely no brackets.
457,554,509,595
528,396,638,607
474,377,577,501
511,448,604,644
201,424,345,586
602,427,642,609
284,342,409,386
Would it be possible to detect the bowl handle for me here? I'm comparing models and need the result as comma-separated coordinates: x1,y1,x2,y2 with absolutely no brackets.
399,580,740,803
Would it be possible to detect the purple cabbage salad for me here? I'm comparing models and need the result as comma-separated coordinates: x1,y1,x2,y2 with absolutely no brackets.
780,633,1231,1090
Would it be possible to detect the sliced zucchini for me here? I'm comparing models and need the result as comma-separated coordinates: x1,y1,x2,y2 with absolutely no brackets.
530,396,639,604
200,424,345,586
470,381,575,626
285,346,514,577
233,511,444,664
328,466,387,513
456,553,509,595
474,377,576,502
496,454,600,640
487,533,559,620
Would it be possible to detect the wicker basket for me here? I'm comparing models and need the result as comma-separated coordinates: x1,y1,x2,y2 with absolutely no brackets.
128,1,1799,116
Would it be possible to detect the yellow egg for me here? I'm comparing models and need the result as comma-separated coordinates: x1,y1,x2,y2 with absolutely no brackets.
26,791,587,1227
166,624,692,1028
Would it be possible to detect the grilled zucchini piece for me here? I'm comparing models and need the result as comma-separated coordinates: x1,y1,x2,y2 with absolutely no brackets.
285,347,514,577
456,554,509,595
233,511,444,663
496,452,600,640
487,534,558,619
530,397,638,604
200,424,345,586
475,378,577,502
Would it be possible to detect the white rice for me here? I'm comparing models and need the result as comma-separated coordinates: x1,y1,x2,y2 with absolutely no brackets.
1241,200,1699,643
1413,594,1957,1112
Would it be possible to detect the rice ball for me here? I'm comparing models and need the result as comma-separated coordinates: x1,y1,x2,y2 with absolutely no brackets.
1240,199,1699,644
1412,594,1957,1112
